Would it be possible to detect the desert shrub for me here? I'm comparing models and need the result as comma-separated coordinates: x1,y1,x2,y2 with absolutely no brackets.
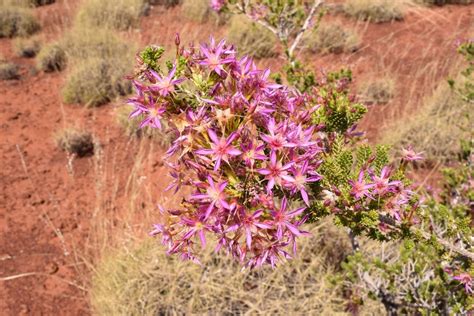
148,0,180,6
0,62,20,80
13,37,40,57
55,128,95,157
304,23,360,54
2,0,55,6
91,223,371,315
181,0,225,24
62,58,132,107
75,0,146,31
115,105,175,146
36,42,67,72
343,0,405,23
414,0,472,4
0,6,40,37
227,15,277,59
359,77,395,104
382,81,471,163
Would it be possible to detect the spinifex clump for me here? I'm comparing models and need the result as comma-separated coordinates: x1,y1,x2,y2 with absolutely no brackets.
127,37,420,267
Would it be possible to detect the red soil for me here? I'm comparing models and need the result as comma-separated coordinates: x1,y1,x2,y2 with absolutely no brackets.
0,1,473,315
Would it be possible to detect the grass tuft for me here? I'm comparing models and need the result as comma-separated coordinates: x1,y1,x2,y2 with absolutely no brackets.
359,77,395,105
36,42,67,72
62,58,132,107
55,128,95,157
382,80,472,164
344,0,406,23
227,15,277,59
75,0,146,31
0,6,40,38
304,23,360,55
14,37,41,58
91,222,355,315
181,0,226,24
0,62,20,80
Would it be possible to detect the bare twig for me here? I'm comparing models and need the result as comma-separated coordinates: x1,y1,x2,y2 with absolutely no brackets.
288,0,324,58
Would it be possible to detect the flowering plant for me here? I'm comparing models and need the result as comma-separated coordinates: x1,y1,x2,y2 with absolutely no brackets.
126,36,429,268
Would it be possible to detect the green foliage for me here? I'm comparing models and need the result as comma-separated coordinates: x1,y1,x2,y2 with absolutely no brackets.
139,45,165,72
448,40,474,102
36,42,67,72
0,6,40,38
227,15,277,59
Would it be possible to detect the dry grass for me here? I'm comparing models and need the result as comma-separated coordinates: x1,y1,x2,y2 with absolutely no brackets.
14,37,41,57
0,5,40,38
181,0,226,24
148,0,180,6
381,79,472,164
0,62,20,80
90,221,359,315
36,42,67,72
55,128,95,157
344,0,406,23
75,0,146,31
359,77,396,105
414,0,472,5
2,0,55,6
304,23,360,55
62,58,132,107
227,15,277,59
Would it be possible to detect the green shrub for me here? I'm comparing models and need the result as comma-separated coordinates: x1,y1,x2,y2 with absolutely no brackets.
75,0,146,31
55,128,95,157
359,77,395,104
62,58,132,107
0,6,40,37
36,42,67,72
304,23,360,55
0,62,20,80
14,37,40,57
227,15,277,59
344,0,405,23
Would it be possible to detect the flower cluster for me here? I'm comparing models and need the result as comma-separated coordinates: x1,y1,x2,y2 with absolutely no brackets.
128,38,329,267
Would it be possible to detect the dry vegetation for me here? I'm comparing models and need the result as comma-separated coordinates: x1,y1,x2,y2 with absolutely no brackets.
359,77,396,105
0,5,40,38
36,42,67,72
304,23,360,54
415,0,473,5
91,221,381,315
182,0,225,24
343,0,406,23
0,62,20,80
382,79,472,163
227,15,277,59
75,0,146,31
13,37,41,57
55,128,95,157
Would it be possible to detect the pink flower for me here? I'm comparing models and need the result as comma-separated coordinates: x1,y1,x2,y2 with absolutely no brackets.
401,146,424,162
210,0,225,11
150,66,185,97
349,170,375,200
453,273,473,294
282,161,321,206
199,38,235,76
370,166,401,195
195,129,242,171
258,151,293,192
190,176,230,218
271,197,306,240
227,208,272,249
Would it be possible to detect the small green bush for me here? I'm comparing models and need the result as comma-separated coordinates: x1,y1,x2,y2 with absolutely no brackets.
75,0,146,31
344,0,405,23
227,15,276,59
36,42,67,72
304,23,360,55
62,58,132,107
55,128,95,157
359,77,395,104
0,62,20,80
14,37,40,57
0,6,40,37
